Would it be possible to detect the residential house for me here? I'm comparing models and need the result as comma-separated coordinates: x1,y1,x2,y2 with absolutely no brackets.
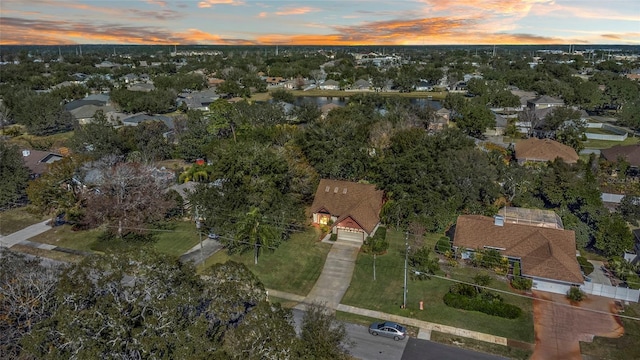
319,79,340,90
452,207,584,295
515,138,579,164
177,88,220,111
601,144,640,168
352,79,371,90
415,80,433,92
20,149,63,179
526,95,564,110
264,77,285,86
626,69,640,82
310,179,384,244
121,114,174,137
127,83,155,92
64,95,114,124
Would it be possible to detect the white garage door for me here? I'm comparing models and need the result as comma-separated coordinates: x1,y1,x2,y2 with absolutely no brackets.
531,280,572,295
337,228,364,244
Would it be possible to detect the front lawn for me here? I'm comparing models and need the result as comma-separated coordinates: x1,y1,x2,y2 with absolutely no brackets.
341,229,535,343
152,221,200,257
28,224,101,252
200,226,331,296
0,207,48,235
27,220,201,258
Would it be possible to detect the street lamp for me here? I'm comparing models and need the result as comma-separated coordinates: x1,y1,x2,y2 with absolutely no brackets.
403,232,409,309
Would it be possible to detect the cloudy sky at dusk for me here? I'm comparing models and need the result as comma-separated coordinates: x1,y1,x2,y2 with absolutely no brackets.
1,0,638,46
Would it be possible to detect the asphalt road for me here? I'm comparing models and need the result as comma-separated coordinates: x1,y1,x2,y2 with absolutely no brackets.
401,338,508,360
291,309,407,359
292,309,504,360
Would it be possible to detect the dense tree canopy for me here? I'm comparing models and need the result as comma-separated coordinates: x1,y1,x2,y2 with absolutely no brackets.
0,141,30,209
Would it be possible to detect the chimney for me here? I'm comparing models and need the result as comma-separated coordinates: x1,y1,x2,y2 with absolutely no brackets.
494,215,504,226
22,149,30,157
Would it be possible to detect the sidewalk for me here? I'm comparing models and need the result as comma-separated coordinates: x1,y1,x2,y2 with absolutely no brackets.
268,288,508,346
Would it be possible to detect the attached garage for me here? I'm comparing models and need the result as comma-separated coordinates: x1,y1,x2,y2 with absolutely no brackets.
531,279,572,296
337,228,365,243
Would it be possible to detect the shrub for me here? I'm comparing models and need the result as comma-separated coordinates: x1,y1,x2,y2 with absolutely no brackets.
435,236,451,254
511,276,533,291
362,227,388,255
567,286,586,302
577,256,594,275
443,292,521,319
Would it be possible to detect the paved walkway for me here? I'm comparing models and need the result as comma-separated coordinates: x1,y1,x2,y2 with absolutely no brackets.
0,220,51,248
295,239,361,311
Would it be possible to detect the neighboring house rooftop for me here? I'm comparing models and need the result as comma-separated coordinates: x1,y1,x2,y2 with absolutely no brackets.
310,179,384,234
515,138,579,164
527,95,564,107
121,114,174,130
20,149,63,178
601,144,640,167
453,214,583,284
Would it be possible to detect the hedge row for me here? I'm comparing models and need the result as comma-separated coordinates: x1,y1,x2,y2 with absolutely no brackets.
443,292,522,319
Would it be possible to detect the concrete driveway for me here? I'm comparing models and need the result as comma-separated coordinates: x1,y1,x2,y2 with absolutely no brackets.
295,239,360,311
531,291,623,360
587,260,612,286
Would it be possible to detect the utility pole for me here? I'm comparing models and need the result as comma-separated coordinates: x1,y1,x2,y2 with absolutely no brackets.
403,232,409,309
373,254,376,281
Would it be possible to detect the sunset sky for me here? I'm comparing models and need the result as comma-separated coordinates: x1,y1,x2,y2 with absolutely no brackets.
1,0,638,45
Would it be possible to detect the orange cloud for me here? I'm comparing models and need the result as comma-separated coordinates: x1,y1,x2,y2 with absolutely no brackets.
274,7,319,16
198,0,244,9
146,0,167,7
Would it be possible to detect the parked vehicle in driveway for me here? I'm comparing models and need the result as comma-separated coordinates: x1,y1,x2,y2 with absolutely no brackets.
368,321,407,340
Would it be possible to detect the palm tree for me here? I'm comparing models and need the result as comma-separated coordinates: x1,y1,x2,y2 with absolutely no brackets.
235,207,278,264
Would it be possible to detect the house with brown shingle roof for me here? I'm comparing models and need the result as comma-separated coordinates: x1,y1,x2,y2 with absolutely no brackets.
20,149,63,179
601,144,640,167
311,179,384,244
515,138,579,165
453,209,584,294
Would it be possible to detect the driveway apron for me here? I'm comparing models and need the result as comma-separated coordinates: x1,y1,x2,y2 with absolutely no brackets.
531,291,623,360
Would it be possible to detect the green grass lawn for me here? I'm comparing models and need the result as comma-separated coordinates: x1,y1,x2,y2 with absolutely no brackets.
583,135,640,149
580,302,640,360
0,207,48,235
200,226,331,296
341,229,535,343
27,220,201,258
28,224,102,252
152,221,201,257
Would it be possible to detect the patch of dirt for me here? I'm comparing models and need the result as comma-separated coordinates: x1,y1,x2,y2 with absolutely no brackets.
531,291,624,360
